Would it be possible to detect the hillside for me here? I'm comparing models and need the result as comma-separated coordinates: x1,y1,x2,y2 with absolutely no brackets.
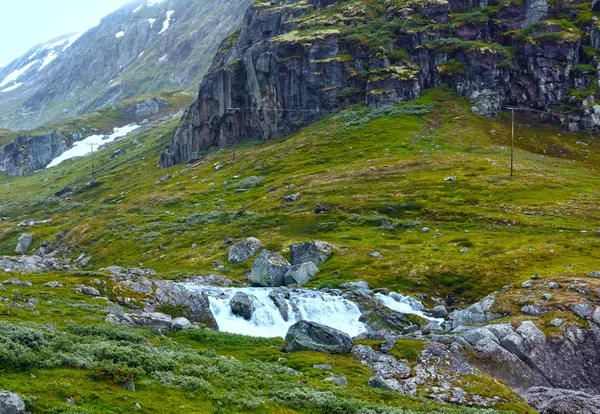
0,89,599,412
160,0,600,168
0,0,254,130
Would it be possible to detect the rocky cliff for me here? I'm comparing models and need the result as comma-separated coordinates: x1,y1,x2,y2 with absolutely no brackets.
160,0,600,168
0,0,254,130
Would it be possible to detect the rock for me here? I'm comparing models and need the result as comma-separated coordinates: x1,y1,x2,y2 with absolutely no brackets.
451,295,501,329
521,281,533,288
131,312,173,330
588,270,600,278
369,251,381,258
324,373,348,386
283,262,319,285
444,176,457,182
524,387,600,414
290,241,333,266
2,278,32,287
460,247,469,254
541,293,552,301
111,149,125,159
432,305,448,318
0,391,26,414
15,234,33,255
230,292,255,320
44,280,65,288
422,321,444,335
269,290,290,321
105,312,134,327
282,193,300,203
550,318,563,327
313,363,333,370
368,375,395,391
156,175,171,185
172,317,192,331
80,256,92,267
228,237,263,264
315,203,326,214
592,307,600,325
548,281,561,289
285,321,353,354
54,186,73,197
521,304,544,316
570,303,594,319
81,286,101,297
340,281,370,291
594,0,600,11
249,250,291,287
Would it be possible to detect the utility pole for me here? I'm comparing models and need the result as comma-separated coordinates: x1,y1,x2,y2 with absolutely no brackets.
506,107,517,177
87,143,96,180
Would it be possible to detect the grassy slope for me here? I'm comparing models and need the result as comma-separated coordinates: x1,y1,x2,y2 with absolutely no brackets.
1,88,598,302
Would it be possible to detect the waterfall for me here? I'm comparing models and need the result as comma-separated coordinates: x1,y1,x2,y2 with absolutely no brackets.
182,285,368,338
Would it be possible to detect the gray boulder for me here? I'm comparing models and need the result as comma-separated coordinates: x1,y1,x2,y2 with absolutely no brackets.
285,320,353,354
588,270,600,278
230,292,255,320
43,281,64,288
131,312,173,330
228,237,263,264
451,295,501,329
283,262,319,285
172,317,192,331
340,281,370,291
15,234,33,255
249,250,291,287
571,303,594,320
432,305,448,318
593,307,600,326
80,286,101,297
524,387,600,414
290,241,333,266
368,375,395,391
521,304,544,316
0,390,25,414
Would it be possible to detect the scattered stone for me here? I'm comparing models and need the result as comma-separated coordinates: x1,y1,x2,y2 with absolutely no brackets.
521,281,533,289
368,375,395,391
403,325,420,334
15,234,33,255
2,278,32,287
550,318,563,327
313,364,333,370
228,237,263,264
531,274,541,280
230,292,255,320
156,175,171,185
0,390,26,414
324,373,348,386
80,286,101,297
444,176,457,182
548,282,561,289
111,149,126,159
249,250,291,287
432,305,448,318
282,193,300,203
369,251,381,258
340,281,370,291
460,247,469,254
54,187,73,197
290,241,333,266
285,321,353,354
541,293,552,301
521,305,544,316
315,203,326,214
80,256,92,267
134,403,142,410
588,270,600,278
570,303,594,320
422,321,444,334
422,227,430,232
172,317,192,331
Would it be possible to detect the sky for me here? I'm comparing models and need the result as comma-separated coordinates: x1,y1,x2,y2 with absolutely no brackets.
0,0,132,68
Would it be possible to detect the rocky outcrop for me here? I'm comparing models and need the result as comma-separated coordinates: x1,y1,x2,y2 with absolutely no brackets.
290,241,333,267
14,234,33,255
285,320,353,354
0,132,69,176
451,295,501,329
160,0,599,168
121,98,168,118
524,387,600,414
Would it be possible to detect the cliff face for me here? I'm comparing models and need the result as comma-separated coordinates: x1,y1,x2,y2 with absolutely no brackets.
0,0,254,131
160,0,600,168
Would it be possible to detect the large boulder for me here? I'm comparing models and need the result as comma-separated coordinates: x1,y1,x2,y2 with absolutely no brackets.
285,320,353,354
230,292,255,320
524,387,600,414
15,234,33,255
290,241,333,266
0,390,26,414
249,250,291,287
228,237,263,264
283,262,319,285
594,0,600,11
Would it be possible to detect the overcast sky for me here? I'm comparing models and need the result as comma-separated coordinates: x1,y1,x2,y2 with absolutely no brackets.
0,0,132,68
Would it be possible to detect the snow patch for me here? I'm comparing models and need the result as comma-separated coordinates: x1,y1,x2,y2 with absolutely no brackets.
115,31,125,38
62,33,83,52
159,11,174,34
148,18,156,27
133,4,144,13
158,54,168,62
0,60,39,87
46,124,140,169
39,51,58,71
0,83,23,93
147,0,166,6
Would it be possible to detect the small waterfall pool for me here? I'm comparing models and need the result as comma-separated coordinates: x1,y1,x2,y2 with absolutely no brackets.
182,285,436,338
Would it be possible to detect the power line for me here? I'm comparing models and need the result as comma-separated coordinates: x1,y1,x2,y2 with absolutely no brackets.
503,106,589,123
227,106,337,114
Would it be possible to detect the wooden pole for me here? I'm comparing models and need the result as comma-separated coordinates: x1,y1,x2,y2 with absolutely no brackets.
510,108,515,177
88,143,96,179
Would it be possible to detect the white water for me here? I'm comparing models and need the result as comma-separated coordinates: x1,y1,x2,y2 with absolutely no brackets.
376,293,442,323
46,124,139,168
183,286,368,338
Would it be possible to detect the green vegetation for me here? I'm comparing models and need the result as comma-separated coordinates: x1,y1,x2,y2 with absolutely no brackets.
0,89,599,304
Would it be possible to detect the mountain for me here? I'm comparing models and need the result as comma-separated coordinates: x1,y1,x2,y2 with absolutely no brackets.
0,0,254,131
159,0,600,168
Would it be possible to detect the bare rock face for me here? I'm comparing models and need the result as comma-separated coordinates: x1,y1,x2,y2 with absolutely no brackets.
160,0,599,168
290,241,333,267
524,387,600,414
15,234,33,255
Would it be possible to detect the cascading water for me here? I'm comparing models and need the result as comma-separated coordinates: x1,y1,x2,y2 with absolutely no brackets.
182,284,438,338
182,286,368,338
